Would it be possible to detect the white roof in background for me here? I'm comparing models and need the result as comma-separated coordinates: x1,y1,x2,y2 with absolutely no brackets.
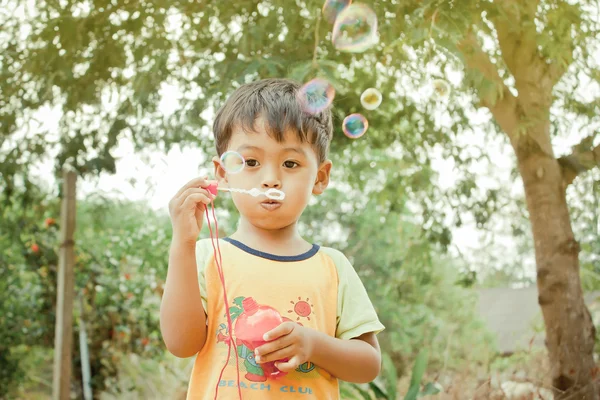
476,287,600,354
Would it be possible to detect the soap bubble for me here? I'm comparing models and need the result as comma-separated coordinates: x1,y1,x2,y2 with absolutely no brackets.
432,79,451,100
297,78,335,115
360,88,382,110
220,151,245,174
322,0,351,24
332,3,378,53
342,113,368,139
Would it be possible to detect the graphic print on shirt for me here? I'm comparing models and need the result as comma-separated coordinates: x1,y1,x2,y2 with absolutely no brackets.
287,297,314,321
215,296,329,383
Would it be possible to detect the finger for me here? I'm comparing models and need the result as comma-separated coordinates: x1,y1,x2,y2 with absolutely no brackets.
182,193,212,209
176,187,214,205
275,356,302,373
255,335,294,357
263,322,295,341
255,345,294,364
195,203,205,224
174,176,209,198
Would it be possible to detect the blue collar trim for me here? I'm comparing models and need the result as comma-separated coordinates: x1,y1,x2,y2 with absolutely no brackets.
222,237,320,262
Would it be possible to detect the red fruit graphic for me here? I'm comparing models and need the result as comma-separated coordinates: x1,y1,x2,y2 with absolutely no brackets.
44,218,56,228
31,244,40,254
234,297,287,379
141,337,150,346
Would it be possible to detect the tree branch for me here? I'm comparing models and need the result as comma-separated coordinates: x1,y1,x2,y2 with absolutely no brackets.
457,31,519,138
491,0,541,83
489,0,560,116
558,135,600,186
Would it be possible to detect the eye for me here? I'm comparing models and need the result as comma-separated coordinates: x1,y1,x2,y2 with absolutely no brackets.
245,159,259,167
283,160,299,169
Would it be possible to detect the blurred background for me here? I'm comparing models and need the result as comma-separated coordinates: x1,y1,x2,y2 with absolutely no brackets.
1,0,599,399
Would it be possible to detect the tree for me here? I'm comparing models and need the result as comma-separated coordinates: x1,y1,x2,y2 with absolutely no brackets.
2,0,599,397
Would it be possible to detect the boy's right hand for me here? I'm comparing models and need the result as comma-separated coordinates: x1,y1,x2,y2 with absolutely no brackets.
168,177,215,245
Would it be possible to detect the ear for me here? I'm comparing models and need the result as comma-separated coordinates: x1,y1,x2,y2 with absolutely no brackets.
312,160,332,195
212,156,228,184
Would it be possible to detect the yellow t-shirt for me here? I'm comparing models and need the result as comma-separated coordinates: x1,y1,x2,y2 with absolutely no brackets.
186,237,384,400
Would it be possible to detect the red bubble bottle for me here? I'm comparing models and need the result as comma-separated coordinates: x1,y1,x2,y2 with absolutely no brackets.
234,297,287,379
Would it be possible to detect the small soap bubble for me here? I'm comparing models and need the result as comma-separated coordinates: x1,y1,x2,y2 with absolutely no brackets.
220,151,245,174
432,79,451,100
322,0,351,24
360,88,382,110
297,78,335,115
342,113,368,139
332,3,378,53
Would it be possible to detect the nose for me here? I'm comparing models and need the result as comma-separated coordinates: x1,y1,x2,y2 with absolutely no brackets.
261,166,281,189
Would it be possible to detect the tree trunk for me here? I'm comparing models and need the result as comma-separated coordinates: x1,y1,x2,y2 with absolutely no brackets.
516,146,597,399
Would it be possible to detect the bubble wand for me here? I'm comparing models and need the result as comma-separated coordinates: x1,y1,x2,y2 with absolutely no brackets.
208,184,286,201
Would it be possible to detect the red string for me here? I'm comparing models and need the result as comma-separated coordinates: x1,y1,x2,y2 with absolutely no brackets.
206,200,242,400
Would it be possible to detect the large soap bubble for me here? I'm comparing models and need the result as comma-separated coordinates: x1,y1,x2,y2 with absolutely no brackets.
360,88,382,110
297,78,336,114
220,151,245,174
342,113,368,139
322,0,351,24
332,3,378,53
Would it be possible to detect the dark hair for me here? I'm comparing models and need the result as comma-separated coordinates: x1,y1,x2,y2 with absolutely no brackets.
212,78,333,163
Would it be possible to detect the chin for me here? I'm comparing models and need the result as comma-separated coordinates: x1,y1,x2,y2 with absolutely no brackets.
249,215,298,231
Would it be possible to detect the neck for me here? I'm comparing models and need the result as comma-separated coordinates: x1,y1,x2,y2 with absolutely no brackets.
232,218,308,251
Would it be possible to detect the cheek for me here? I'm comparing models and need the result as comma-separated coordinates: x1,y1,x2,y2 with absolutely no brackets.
287,181,314,204
231,193,248,209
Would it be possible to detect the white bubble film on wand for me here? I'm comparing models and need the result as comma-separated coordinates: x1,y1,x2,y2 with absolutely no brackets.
217,186,286,201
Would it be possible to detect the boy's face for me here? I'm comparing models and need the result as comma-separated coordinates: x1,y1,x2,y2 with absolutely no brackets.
213,116,332,231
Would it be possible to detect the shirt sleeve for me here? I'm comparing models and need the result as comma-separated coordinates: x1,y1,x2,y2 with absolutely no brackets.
322,247,385,340
195,239,214,314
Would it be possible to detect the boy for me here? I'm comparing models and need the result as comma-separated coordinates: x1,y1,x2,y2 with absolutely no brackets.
160,78,384,399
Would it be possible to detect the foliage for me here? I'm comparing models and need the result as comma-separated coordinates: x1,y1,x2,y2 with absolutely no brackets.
71,194,172,395
99,352,192,400
0,177,173,397
340,350,441,400
0,0,547,244
301,187,495,375
0,180,59,397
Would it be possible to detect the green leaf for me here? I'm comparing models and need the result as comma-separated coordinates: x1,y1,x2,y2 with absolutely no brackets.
233,297,245,308
381,352,398,400
403,349,429,400
229,307,242,321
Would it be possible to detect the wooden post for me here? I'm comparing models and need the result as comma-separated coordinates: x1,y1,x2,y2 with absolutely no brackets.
52,170,77,400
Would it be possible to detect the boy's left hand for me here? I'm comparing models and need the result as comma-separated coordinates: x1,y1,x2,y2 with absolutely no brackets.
254,322,316,372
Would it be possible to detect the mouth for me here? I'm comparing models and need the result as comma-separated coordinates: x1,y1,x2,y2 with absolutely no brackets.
260,200,282,210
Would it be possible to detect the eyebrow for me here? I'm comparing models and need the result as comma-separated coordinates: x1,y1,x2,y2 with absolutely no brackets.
235,145,307,157
282,147,307,156
236,145,263,152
